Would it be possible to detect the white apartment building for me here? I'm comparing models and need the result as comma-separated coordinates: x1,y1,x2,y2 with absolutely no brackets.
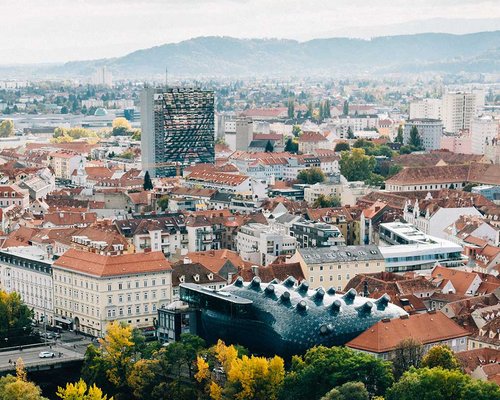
91,66,113,87
49,151,85,180
471,116,499,155
52,249,172,337
236,223,297,266
409,98,442,120
442,92,478,134
304,182,343,205
291,245,385,291
403,119,443,151
0,247,54,325
0,185,29,209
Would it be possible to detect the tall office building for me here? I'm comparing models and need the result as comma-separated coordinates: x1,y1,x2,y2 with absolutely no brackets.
442,92,478,134
409,98,442,120
235,117,253,151
141,87,215,177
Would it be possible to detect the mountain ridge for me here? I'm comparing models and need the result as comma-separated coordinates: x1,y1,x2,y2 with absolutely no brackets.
7,31,500,77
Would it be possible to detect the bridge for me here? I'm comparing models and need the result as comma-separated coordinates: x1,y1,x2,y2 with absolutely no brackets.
0,339,90,373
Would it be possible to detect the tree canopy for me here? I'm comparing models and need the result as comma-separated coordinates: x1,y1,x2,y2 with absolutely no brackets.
57,379,111,400
339,148,376,182
0,119,14,137
334,142,350,152
0,290,33,347
386,367,500,400
312,195,341,208
196,340,285,400
143,171,153,191
297,167,325,184
421,346,461,371
280,346,393,400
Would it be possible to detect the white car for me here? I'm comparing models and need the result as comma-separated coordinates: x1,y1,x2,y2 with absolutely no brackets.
39,351,55,358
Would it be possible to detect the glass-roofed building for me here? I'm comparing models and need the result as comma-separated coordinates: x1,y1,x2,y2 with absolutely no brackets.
163,277,408,358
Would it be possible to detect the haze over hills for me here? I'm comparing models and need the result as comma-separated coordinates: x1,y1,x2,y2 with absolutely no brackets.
6,31,500,78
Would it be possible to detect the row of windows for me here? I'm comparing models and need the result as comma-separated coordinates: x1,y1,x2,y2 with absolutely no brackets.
310,274,350,283
107,304,157,318
310,262,379,271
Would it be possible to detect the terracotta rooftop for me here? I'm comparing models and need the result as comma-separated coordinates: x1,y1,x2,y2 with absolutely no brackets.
53,249,171,277
456,348,500,375
387,163,500,186
347,312,469,353
430,266,479,296
171,261,226,286
186,170,249,186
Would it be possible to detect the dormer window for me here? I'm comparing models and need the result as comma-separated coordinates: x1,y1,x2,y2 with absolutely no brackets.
179,275,185,283
208,273,213,281
194,274,200,282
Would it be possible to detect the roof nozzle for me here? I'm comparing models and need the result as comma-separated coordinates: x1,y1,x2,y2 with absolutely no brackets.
234,277,244,287
342,288,357,303
283,276,296,288
356,301,373,314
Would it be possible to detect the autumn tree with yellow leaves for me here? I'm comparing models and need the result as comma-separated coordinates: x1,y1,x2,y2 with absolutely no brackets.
56,379,111,400
195,340,285,400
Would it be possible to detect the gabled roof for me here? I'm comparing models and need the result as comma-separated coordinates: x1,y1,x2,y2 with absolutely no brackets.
171,261,226,286
53,249,171,277
347,312,469,353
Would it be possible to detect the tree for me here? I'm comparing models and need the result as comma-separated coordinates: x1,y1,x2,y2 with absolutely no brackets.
421,346,461,371
61,106,69,114
157,195,169,211
143,171,153,191
392,338,424,378
287,99,295,119
0,119,14,137
409,126,422,149
321,382,369,400
339,148,376,182
386,367,500,400
81,344,113,396
128,334,205,400
284,138,298,153
112,118,131,136
365,173,385,187
280,346,393,400
56,379,111,400
342,100,349,116
292,125,302,137
347,127,355,139
395,125,404,144
0,360,47,400
0,291,33,347
196,340,285,400
98,322,135,397
313,195,341,208
265,140,274,153
297,168,325,184
334,142,350,152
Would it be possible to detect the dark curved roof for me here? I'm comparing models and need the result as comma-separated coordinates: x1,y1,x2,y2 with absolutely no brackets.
181,276,407,357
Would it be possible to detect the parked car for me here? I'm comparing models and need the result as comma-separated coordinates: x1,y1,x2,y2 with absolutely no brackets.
39,351,55,358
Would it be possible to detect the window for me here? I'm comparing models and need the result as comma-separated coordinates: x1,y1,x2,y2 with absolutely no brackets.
127,293,131,302
144,280,148,287
108,296,112,304
136,305,140,314
144,292,148,300
118,295,123,303
338,275,341,280
127,307,132,315
118,283,123,290
108,284,111,291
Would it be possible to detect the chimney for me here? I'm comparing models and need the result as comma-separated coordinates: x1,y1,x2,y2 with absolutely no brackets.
183,256,192,264
251,265,259,277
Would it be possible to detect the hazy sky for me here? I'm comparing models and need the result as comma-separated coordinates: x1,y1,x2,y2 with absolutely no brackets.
2,0,500,64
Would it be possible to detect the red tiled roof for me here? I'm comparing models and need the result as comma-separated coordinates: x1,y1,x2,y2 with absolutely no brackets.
347,312,469,353
53,249,171,277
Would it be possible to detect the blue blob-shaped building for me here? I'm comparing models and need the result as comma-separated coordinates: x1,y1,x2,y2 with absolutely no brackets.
179,276,407,358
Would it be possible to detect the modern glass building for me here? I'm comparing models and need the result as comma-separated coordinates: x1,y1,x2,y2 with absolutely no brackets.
141,86,215,177
176,277,407,358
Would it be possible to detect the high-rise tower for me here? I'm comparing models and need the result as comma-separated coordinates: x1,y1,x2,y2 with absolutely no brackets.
141,87,215,177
